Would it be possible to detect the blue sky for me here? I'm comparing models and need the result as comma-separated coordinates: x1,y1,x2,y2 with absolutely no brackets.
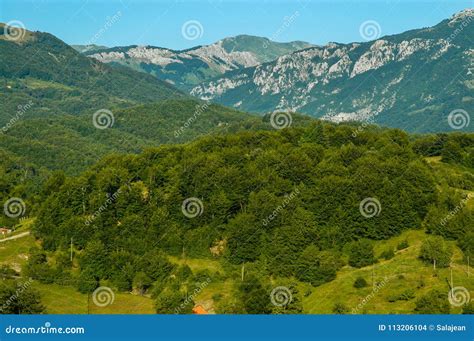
0,0,472,50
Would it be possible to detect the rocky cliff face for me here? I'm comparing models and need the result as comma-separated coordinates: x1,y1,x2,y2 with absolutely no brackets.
85,36,313,90
191,9,473,132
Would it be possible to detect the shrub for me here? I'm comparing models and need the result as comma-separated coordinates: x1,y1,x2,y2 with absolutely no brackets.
380,248,395,260
333,302,349,314
414,290,450,314
348,239,376,268
462,302,474,314
353,277,368,289
397,240,409,250
419,236,453,268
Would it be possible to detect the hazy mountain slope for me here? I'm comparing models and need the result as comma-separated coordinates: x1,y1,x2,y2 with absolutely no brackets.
71,44,108,53
0,25,258,174
84,35,314,90
191,10,474,133
0,99,259,174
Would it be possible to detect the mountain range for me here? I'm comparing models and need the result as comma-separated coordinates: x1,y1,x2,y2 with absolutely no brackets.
82,35,313,90
77,9,474,133
189,9,473,133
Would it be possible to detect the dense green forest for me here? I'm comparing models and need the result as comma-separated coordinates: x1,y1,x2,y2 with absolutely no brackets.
9,122,470,314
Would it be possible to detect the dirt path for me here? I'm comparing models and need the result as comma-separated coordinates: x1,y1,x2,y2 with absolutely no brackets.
0,231,30,243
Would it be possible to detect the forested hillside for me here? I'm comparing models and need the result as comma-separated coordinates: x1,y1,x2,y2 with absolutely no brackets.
23,122,473,314
0,26,278,174
0,99,268,174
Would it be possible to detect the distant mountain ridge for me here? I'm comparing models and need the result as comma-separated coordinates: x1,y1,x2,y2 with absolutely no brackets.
191,9,474,133
84,35,314,90
72,44,108,53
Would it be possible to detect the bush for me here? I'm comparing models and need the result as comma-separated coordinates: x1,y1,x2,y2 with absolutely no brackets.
380,248,395,260
333,302,349,314
212,293,223,302
397,240,409,250
0,280,45,314
155,287,192,314
76,271,99,294
388,289,416,302
353,277,368,289
419,236,453,268
348,239,376,268
414,290,450,314
462,302,474,314
296,246,342,286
